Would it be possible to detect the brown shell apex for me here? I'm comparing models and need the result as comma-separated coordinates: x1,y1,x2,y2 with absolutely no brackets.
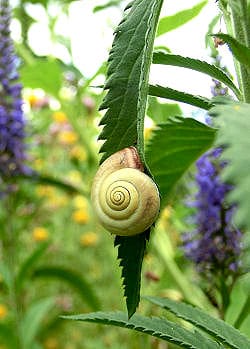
116,147,144,172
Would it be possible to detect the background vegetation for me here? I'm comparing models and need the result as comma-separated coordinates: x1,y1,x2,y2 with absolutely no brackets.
0,0,250,348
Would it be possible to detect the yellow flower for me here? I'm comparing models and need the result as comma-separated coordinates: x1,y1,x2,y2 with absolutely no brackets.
72,210,89,224
36,185,55,198
80,232,98,247
0,304,8,320
52,111,68,123
32,227,49,242
44,337,59,349
144,126,154,140
34,158,44,170
58,130,78,145
67,170,82,185
27,93,40,108
47,194,68,209
70,145,87,161
161,206,172,221
73,195,88,209
160,289,183,301
144,116,155,140
24,89,48,109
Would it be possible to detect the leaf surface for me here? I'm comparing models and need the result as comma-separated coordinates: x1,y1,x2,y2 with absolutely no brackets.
146,117,216,206
20,59,62,97
209,101,250,231
0,324,18,349
64,311,222,349
16,242,49,292
114,231,149,318
145,296,250,349
98,0,163,162
21,297,55,349
152,52,241,99
33,266,100,311
149,85,213,110
212,33,250,72
157,1,207,36
147,96,182,124
97,0,163,318
19,173,84,195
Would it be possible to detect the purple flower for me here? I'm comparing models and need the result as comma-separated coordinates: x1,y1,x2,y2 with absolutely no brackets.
211,79,228,97
183,149,242,278
0,0,28,180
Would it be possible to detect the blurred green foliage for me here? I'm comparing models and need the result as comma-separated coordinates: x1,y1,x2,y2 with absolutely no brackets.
0,1,249,348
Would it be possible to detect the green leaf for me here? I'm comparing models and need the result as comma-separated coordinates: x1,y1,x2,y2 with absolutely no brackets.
0,263,12,291
63,311,222,349
32,266,100,311
151,229,213,311
0,324,18,349
146,117,216,206
209,101,250,231
149,84,213,110
21,297,55,349
205,15,220,52
152,52,241,100
157,1,207,37
147,96,182,123
93,0,121,12
145,297,250,349
15,173,85,195
20,58,62,97
16,242,49,292
114,231,149,318
225,274,250,330
98,0,163,162
97,0,163,319
212,33,250,72
22,0,48,4
234,294,250,330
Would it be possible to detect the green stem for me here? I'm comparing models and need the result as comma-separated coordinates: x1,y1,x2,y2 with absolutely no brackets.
152,225,216,314
238,0,250,47
223,0,250,102
219,274,230,320
62,100,98,169
231,1,250,102
137,0,164,171
234,293,250,329
2,197,24,349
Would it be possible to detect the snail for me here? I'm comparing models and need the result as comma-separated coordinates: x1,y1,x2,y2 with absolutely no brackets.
91,147,160,236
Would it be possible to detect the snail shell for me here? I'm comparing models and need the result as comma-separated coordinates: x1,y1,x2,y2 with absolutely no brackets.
91,147,160,236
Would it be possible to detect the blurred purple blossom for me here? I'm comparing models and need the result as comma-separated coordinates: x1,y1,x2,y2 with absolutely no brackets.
183,50,242,282
0,0,29,180
183,148,242,277
211,78,228,97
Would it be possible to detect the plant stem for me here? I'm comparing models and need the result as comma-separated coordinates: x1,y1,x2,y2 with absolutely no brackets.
219,273,230,319
230,1,250,102
234,293,250,329
152,224,216,314
137,0,164,172
2,196,24,349
223,0,250,102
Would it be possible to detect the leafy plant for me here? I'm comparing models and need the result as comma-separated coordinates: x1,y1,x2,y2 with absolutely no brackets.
86,0,219,318
1,0,250,347
64,0,250,347
65,296,250,349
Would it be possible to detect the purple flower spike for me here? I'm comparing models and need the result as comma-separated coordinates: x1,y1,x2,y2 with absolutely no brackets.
183,149,242,278
0,0,28,179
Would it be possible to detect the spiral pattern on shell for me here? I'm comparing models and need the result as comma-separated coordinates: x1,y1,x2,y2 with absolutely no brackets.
91,148,160,236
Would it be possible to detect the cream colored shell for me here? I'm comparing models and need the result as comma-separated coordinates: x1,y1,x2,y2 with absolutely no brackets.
91,147,160,236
